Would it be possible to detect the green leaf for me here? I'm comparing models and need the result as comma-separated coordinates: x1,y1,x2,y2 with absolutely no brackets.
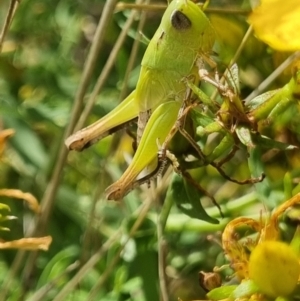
235,126,254,149
248,143,271,203
230,279,259,299
3,116,48,170
206,132,234,162
289,226,300,258
246,90,278,111
252,134,297,151
170,174,219,224
0,203,11,212
37,245,80,289
284,172,293,200
206,285,237,300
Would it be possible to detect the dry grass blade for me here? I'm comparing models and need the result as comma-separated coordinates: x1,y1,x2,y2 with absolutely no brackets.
211,25,253,101
0,189,40,214
0,0,20,53
245,51,300,103
0,129,15,156
0,236,52,251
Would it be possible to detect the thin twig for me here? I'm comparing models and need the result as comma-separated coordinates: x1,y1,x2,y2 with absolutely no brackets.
80,166,107,263
211,26,253,100
87,196,153,300
0,249,26,301
244,51,300,103
230,26,253,68
53,194,154,301
0,0,20,53
74,1,143,132
157,215,169,301
119,0,150,101
27,261,80,301
115,2,166,12
52,230,123,301
115,2,250,15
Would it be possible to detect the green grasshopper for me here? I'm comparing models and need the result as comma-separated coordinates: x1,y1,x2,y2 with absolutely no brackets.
66,0,300,204
66,0,215,200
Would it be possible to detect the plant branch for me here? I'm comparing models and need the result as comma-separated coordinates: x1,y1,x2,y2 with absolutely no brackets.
0,0,20,53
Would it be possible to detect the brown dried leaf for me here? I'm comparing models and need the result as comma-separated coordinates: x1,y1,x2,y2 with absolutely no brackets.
0,189,40,214
0,236,52,250
0,129,15,156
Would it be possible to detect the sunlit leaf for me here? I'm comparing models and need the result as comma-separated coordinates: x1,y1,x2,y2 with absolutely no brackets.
206,285,237,300
230,279,259,299
0,203,10,212
3,116,48,169
290,226,300,257
170,174,219,224
37,245,80,288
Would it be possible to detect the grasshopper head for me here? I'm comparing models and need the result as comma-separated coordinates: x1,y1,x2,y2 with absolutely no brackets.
163,0,215,53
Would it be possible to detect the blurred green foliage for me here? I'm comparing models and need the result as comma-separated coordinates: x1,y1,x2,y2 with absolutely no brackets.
0,0,300,300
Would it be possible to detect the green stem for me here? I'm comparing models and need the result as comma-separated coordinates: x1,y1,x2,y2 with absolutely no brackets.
159,184,174,230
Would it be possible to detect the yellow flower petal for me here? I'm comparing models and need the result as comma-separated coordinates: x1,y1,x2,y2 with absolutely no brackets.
248,0,300,51
249,241,300,297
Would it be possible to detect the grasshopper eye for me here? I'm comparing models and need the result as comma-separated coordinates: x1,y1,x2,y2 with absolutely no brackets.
171,10,191,30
